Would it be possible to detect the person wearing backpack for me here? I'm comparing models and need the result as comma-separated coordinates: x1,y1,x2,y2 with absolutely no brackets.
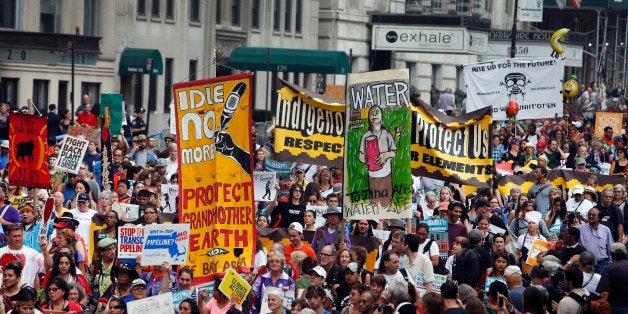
451,234,482,287
597,242,628,312
557,267,589,314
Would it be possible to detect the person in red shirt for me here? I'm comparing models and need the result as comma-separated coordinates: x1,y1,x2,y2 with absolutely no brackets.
76,103,97,127
285,222,317,263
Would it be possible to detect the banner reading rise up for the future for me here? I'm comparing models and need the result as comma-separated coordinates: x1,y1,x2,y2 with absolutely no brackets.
274,79,345,167
411,104,493,187
174,74,255,285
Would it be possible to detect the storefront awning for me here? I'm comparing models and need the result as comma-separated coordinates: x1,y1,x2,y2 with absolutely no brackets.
119,48,163,75
228,47,349,74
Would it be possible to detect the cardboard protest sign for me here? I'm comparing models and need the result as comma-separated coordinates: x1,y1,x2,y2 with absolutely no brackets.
126,292,174,314
594,112,623,139
174,74,255,284
218,268,252,306
420,218,449,259
344,69,413,220
526,238,550,266
55,135,89,174
254,171,277,202
159,184,178,213
142,224,190,265
8,113,50,188
411,104,493,187
274,79,345,167
464,58,565,120
118,226,144,259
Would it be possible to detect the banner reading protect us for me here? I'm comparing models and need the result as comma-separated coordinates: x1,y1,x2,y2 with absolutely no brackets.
344,69,413,220
174,74,255,285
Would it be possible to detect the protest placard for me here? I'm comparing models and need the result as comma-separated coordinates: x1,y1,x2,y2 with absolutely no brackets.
118,226,144,259
8,113,50,189
254,171,277,202
160,184,178,213
55,135,89,174
305,205,328,228
594,112,623,139
118,203,140,222
193,280,215,304
218,268,252,306
172,290,191,310
142,224,190,265
420,218,449,259
526,238,550,266
126,292,174,314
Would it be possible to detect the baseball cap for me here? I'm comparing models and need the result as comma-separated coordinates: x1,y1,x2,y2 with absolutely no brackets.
576,157,586,165
572,185,584,195
77,193,90,202
131,279,147,288
307,266,327,278
134,107,146,114
614,136,623,142
289,222,303,234
98,237,117,249
387,219,405,230
345,262,359,273
1,140,8,149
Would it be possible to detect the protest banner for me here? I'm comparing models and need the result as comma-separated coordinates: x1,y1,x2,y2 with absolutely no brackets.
526,238,550,266
306,205,328,228
55,135,89,174
160,184,178,213
172,290,191,310
174,74,255,284
420,218,449,259
219,268,252,306
142,224,191,265
100,94,124,135
263,158,292,175
496,169,624,197
274,79,345,168
8,113,49,188
464,58,565,120
344,69,413,220
254,171,277,202
118,226,144,259
118,203,140,222
126,291,174,314
594,112,623,139
411,104,493,187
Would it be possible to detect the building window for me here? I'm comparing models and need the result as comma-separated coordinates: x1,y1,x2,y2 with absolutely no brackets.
152,0,160,17
164,58,173,113
216,0,221,24
251,0,260,29
81,82,101,109
33,80,49,112
0,0,18,29
58,81,68,114
231,0,240,26
0,78,18,107
284,0,291,31
137,0,146,16
485,0,492,12
189,60,197,81
431,64,442,88
273,0,280,31
295,0,301,33
84,0,101,36
40,0,62,33
190,0,200,22
165,0,174,19
505,0,512,14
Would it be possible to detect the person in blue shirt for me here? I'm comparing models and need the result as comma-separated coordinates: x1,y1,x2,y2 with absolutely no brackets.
20,202,51,252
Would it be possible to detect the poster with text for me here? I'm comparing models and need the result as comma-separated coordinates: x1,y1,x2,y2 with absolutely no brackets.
160,184,179,213
218,268,252,306
126,292,174,314
254,171,277,202
274,79,345,167
8,113,49,188
411,103,493,187
420,218,449,259
594,112,623,139
174,73,255,285
56,135,89,174
464,58,564,120
142,224,191,265
118,226,145,259
344,69,413,220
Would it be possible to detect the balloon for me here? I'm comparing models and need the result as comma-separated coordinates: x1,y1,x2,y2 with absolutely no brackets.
562,79,579,98
550,28,569,58
506,100,519,118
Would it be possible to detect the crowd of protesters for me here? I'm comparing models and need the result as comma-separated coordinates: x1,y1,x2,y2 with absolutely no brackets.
0,84,625,314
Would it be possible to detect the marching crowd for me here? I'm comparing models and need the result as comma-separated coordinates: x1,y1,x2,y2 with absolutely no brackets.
0,89,626,314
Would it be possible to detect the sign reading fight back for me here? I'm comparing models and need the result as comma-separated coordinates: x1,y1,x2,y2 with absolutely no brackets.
411,104,493,187
8,113,49,188
344,69,413,220
274,79,345,167
174,74,255,285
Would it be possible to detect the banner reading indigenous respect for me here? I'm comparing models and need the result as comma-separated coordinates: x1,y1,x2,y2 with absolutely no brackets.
274,79,345,167
8,113,49,188
174,74,255,285
411,104,493,187
344,69,413,220
464,58,565,121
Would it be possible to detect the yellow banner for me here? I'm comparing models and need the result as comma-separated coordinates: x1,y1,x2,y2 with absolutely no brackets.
274,79,345,167
174,74,254,285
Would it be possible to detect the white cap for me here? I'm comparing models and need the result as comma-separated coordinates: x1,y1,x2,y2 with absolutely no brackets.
289,222,303,234
525,211,542,225
307,266,327,278
573,185,584,195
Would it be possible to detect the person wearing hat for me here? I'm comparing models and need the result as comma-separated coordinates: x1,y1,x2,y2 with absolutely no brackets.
90,238,118,300
574,156,591,172
335,262,364,310
565,184,595,220
124,278,148,302
285,222,317,263
500,139,526,166
20,202,49,253
597,243,628,310
0,139,9,170
100,261,139,300
70,193,98,251
576,207,614,274
291,166,309,190
515,211,547,273
129,134,156,168
130,107,147,137
306,266,328,288
311,205,351,253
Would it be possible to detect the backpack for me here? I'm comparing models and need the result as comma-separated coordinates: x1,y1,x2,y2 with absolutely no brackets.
423,239,449,275
567,292,611,314
452,248,482,286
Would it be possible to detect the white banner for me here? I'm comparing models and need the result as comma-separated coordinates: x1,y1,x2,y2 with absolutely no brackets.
464,58,565,121
142,224,191,265
253,171,277,202
127,292,175,314
55,135,89,174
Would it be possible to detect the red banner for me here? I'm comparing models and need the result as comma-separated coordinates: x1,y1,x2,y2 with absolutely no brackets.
9,113,50,188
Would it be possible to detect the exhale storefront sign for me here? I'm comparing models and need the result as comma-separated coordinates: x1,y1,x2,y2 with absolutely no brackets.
372,25,487,54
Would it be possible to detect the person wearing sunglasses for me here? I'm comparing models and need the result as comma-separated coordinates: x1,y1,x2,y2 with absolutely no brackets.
42,277,82,312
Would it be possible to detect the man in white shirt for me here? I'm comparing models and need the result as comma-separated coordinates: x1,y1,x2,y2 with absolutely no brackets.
566,185,595,220
403,233,434,292
416,222,440,268
378,250,415,288
0,224,45,286
70,193,97,255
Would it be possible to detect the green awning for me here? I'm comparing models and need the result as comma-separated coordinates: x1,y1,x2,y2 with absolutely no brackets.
119,48,163,75
228,47,349,74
